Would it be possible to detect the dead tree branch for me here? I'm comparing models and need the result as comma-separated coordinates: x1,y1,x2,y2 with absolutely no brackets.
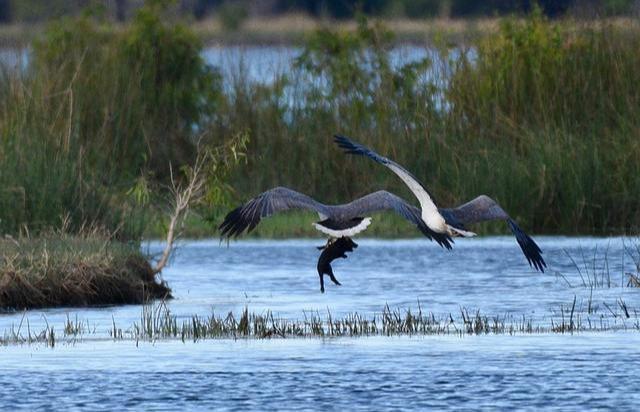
153,151,207,274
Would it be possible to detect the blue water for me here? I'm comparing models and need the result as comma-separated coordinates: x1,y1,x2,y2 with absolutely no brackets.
2,334,640,410
1,237,640,410
202,44,442,83
0,45,457,116
0,44,454,87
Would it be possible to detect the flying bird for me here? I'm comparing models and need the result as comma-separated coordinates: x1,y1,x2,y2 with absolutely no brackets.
334,135,546,272
219,187,452,247
219,187,453,292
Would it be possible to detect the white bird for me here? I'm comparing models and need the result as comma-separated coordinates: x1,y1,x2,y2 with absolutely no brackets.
335,135,475,238
334,135,546,272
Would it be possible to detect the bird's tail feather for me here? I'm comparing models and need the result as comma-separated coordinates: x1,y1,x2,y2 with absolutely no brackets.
447,225,477,238
416,221,453,250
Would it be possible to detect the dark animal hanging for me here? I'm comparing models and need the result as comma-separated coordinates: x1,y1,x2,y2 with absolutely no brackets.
316,237,358,293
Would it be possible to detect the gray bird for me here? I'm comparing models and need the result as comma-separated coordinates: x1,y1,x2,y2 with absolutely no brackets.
219,187,454,292
334,134,546,272
220,187,452,248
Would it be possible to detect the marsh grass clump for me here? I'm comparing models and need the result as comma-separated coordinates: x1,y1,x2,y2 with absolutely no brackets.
557,241,640,289
121,300,640,343
0,229,170,311
4,297,640,347
1,316,57,347
117,300,628,343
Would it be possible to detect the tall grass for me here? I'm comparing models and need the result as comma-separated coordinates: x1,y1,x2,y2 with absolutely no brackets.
446,11,640,233
211,13,640,235
1,9,639,237
0,4,224,237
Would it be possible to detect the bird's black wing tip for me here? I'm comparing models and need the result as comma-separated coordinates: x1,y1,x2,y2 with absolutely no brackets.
219,205,255,239
436,233,454,250
507,219,546,273
333,135,359,151
333,134,389,165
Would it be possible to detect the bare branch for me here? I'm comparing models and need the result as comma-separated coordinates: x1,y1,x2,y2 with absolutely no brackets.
153,150,208,274
152,131,248,275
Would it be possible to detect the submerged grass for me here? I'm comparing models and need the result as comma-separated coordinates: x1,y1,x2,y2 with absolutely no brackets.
557,239,640,289
3,298,640,347
0,230,170,311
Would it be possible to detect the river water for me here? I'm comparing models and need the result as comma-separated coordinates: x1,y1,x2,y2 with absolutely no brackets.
0,44,451,85
0,40,637,410
1,237,640,410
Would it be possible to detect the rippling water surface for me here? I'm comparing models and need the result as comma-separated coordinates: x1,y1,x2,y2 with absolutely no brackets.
2,237,640,410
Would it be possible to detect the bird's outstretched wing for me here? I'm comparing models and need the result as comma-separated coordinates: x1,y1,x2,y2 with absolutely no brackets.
334,135,441,217
344,191,453,249
440,195,546,272
334,135,476,238
220,187,330,238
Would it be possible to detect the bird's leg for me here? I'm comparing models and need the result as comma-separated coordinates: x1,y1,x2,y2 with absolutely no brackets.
317,237,336,250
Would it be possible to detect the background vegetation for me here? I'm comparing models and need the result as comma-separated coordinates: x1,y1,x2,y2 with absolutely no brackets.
0,2,639,239
1,0,638,23
0,2,242,239
211,10,640,236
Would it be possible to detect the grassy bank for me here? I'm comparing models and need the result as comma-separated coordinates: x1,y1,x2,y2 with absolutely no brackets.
0,231,170,311
0,16,502,48
1,15,639,47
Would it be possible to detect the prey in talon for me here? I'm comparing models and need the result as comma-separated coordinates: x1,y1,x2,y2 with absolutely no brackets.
316,237,358,293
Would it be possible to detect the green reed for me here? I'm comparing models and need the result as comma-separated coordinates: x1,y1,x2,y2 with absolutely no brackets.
210,13,640,236
1,8,639,239
0,3,222,237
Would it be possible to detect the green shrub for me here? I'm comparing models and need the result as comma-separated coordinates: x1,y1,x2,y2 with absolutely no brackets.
0,2,226,236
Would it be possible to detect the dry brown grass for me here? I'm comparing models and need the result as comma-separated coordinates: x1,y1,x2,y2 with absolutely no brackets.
2,15,638,48
187,15,640,45
0,229,170,311
191,14,501,44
